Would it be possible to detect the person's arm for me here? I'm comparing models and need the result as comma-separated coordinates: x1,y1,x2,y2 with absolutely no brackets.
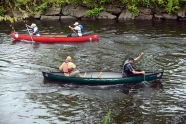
128,64,145,74
69,26,74,30
69,62,76,69
134,52,144,61
132,70,145,74
59,63,64,71
26,24,31,28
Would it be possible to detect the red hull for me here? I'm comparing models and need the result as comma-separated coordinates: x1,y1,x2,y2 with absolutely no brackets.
11,32,99,43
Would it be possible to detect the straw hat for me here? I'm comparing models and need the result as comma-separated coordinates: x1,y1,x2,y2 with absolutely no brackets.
66,56,72,61
31,23,36,28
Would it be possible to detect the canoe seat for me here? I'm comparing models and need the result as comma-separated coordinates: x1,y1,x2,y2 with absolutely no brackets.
98,72,102,78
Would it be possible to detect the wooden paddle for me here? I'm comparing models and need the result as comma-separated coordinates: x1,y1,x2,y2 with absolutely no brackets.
83,72,87,78
141,54,148,83
98,72,102,78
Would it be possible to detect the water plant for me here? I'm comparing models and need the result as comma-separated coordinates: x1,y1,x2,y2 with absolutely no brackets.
102,109,112,124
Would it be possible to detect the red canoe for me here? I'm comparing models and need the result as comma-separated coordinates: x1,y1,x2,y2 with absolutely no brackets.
11,32,99,43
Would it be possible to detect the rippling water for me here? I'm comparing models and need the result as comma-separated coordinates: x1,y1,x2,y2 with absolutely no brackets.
0,20,186,124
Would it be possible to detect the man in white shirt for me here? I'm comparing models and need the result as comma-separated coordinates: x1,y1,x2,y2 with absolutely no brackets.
68,22,83,37
26,23,40,36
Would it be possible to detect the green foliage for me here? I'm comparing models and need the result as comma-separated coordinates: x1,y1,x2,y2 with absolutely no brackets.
120,0,129,4
85,7,104,16
68,0,83,6
0,15,19,23
127,4,140,15
18,8,29,19
157,0,165,5
68,0,112,8
141,0,151,7
57,0,67,7
166,0,180,14
0,0,185,21
0,6,6,16
40,0,67,7
35,3,48,13
119,0,181,14
15,0,32,7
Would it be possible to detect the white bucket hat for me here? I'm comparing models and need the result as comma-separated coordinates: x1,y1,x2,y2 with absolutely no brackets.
74,22,79,26
31,23,36,28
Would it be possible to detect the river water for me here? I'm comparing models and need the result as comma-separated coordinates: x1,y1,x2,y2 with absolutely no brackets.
0,20,185,124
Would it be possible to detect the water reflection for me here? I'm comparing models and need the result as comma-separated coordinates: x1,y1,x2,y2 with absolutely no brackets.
26,81,165,123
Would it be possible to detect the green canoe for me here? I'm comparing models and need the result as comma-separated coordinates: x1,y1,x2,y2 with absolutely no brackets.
42,71,163,85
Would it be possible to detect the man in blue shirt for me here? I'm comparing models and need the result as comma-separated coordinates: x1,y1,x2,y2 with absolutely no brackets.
122,52,145,77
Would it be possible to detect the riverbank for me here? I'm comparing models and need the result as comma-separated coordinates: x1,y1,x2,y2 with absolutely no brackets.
40,5,186,21
32,5,186,21
1,4,186,22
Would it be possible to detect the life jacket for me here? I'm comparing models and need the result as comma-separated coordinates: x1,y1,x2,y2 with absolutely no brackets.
79,25,84,33
75,25,84,34
62,62,74,73
32,27,40,35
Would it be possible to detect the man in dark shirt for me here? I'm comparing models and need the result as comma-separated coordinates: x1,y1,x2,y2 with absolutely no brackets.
122,53,145,77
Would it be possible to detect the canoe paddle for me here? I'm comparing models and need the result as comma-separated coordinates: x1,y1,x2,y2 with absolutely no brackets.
68,26,78,36
25,24,34,42
141,55,148,84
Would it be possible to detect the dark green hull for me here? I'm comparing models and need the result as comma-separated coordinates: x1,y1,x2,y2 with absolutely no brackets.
42,71,163,85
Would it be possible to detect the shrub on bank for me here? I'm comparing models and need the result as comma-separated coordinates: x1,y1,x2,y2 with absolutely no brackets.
0,6,6,16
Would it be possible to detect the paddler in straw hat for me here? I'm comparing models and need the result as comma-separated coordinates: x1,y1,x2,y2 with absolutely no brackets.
59,56,81,77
